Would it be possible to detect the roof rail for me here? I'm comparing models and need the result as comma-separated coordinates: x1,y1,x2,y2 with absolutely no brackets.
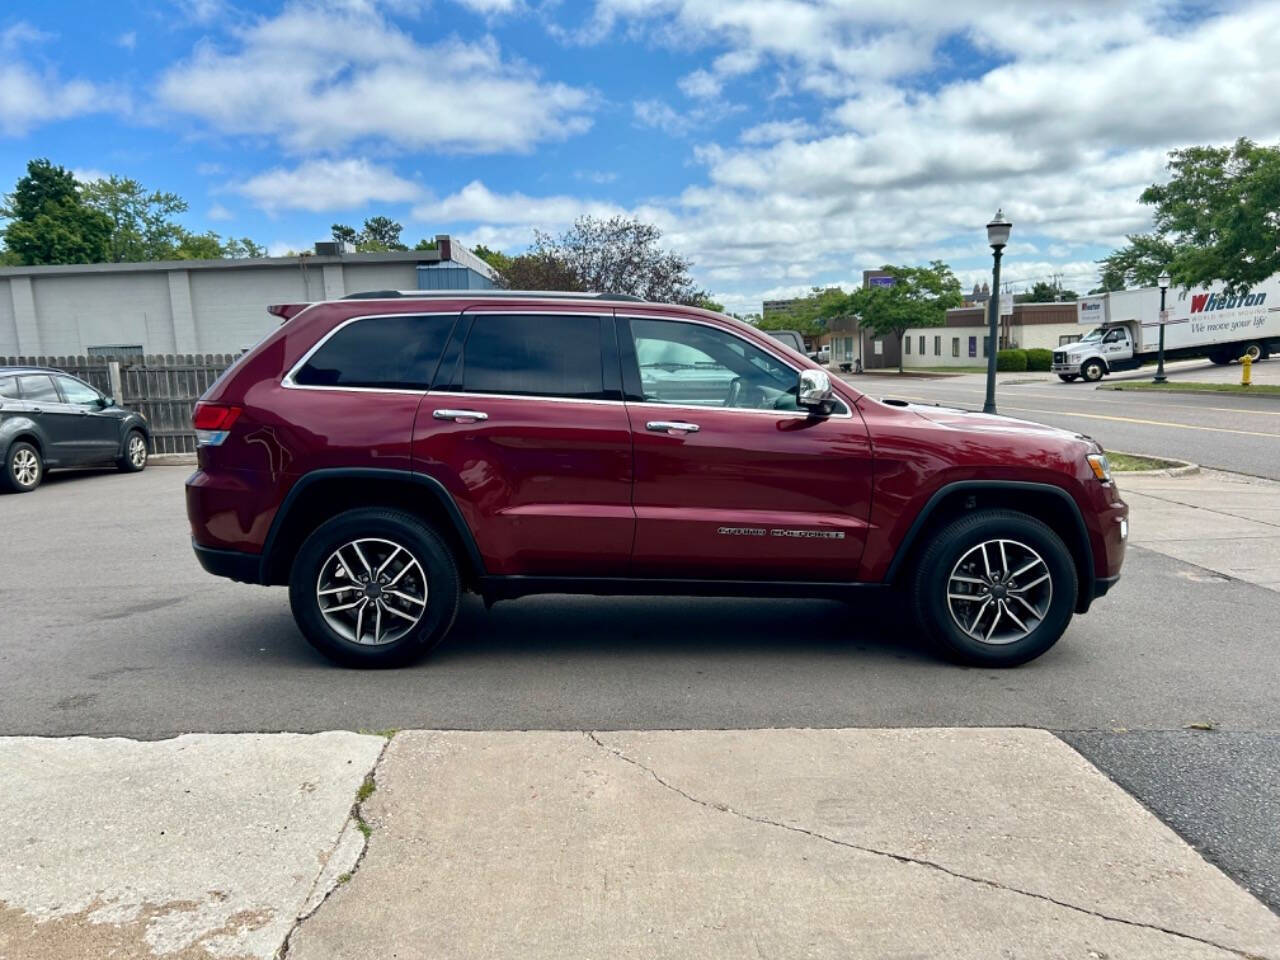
340,289,646,302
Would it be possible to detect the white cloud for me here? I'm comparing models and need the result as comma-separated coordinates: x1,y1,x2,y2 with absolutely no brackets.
158,3,593,153
1,21,54,51
412,179,626,228
117,31,137,50
575,169,619,183
174,0,229,24
633,98,693,136
72,168,110,184
208,202,234,220
453,0,523,12
235,158,423,213
739,119,815,144
678,68,721,99
0,63,119,136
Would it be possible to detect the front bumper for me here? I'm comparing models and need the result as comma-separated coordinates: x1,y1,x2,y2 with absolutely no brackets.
192,540,263,584
1051,361,1082,374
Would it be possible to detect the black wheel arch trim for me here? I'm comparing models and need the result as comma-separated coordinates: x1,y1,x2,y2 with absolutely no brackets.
884,480,1097,597
258,467,486,584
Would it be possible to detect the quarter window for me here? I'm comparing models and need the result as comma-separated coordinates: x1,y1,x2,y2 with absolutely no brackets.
630,318,801,410
56,376,101,406
461,314,605,400
294,314,455,389
16,374,60,402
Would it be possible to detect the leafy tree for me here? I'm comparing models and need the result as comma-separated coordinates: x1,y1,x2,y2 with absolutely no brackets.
223,236,266,259
331,217,408,252
81,176,189,262
1015,279,1078,303
845,262,962,373
500,249,584,291
174,231,226,260
1,158,111,265
471,243,511,273
503,216,708,304
1100,138,1280,293
414,237,439,251
757,287,845,337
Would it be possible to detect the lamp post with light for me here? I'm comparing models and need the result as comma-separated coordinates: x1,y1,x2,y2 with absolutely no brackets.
983,210,1011,415
1153,270,1171,384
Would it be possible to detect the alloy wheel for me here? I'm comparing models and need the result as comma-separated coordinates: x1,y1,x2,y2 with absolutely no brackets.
129,435,147,468
12,448,39,487
315,537,428,645
946,538,1053,645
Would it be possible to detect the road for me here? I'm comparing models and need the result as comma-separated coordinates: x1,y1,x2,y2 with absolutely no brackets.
3,466,1280,910
844,358,1280,480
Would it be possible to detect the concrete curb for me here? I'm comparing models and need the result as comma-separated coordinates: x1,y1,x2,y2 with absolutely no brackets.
1111,451,1200,478
149,453,197,466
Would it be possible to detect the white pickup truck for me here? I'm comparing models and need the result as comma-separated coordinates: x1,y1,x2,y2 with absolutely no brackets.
1052,277,1280,382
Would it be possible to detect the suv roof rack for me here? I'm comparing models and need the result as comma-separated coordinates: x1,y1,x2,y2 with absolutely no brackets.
340,290,646,302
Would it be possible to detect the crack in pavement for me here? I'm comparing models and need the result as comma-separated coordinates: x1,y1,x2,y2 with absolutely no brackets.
277,736,393,959
585,731,1273,960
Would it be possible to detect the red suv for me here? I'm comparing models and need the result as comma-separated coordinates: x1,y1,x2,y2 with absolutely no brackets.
186,292,1127,668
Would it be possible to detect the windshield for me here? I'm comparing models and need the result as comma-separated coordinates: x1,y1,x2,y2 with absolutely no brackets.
1080,327,1104,343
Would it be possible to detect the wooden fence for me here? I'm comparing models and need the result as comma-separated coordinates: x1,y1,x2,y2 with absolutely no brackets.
2,354,237,454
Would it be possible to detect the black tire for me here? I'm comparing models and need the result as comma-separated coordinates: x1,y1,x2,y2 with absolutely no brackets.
2,441,43,493
1209,349,1233,366
288,508,461,668
116,430,148,473
910,509,1077,667
1057,374,1078,382
1080,359,1105,382
1241,341,1266,362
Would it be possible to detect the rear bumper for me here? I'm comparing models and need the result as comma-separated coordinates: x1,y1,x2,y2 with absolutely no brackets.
192,540,263,584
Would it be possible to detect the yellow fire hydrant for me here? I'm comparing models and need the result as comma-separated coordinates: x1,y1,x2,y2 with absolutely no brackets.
1241,353,1253,387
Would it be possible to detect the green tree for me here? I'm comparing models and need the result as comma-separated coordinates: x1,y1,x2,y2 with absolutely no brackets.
223,236,266,259
332,217,408,252
471,243,511,273
414,237,439,251
757,287,845,337
1101,138,1280,293
846,262,962,373
504,216,708,304
1,158,111,265
81,176,189,261
1016,279,1078,303
174,230,226,260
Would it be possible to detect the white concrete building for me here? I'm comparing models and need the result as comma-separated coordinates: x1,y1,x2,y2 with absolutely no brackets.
0,236,497,357
902,302,1084,368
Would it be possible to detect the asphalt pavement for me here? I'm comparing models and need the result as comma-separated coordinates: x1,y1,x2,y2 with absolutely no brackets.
844,358,1280,479
3,465,1280,916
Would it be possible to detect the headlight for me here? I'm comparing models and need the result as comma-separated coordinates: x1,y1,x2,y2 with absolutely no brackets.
1087,453,1112,483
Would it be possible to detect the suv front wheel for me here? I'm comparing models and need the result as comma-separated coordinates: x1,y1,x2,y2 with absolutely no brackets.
289,508,461,667
911,510,1077,667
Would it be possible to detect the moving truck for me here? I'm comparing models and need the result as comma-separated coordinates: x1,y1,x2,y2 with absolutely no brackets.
1051,276,1280,382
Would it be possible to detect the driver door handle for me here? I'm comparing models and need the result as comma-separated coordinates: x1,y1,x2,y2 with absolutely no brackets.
646,420,700,434
433,409,488,423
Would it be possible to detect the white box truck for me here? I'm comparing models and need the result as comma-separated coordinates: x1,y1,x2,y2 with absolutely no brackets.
1051,276,1280,382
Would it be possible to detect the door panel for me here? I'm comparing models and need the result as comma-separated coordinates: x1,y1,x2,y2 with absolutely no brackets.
621,316,874,581
15,374,79,466
411,311,634,577
55,375,119,460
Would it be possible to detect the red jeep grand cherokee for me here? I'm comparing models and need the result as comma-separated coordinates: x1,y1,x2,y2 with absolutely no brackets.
186,291,1127,668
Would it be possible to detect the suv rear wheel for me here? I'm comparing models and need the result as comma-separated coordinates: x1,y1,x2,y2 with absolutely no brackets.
288,508,460,667
911,509,1077,667
2,441,42,493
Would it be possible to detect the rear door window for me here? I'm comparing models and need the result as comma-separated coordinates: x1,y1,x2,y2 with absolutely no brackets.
0,376,17,399
16,374,61,403
458,314,607,400
293,314,455,389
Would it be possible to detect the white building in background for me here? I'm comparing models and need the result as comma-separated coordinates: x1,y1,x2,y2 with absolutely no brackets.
901,301,1084,368
0,236,497,358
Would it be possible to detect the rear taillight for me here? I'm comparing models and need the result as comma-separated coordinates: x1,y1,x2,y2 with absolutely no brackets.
192,402,242,446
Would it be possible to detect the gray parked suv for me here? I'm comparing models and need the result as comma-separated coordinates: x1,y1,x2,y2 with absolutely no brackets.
0,367,152,492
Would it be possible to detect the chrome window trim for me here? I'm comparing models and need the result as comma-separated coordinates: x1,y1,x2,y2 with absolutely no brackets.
426,390,624,407
281,310,458,393
617,312,853,419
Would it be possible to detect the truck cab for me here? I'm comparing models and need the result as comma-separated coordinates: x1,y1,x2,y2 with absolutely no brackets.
1052,324,1136,382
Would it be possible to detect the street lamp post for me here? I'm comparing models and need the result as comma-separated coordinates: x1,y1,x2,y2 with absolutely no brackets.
1154,270,1171,384
983,209,1011,415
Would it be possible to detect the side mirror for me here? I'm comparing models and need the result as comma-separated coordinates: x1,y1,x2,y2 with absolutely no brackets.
99,395,113,408
797,369,835,415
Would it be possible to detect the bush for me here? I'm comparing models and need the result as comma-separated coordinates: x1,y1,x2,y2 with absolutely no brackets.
996,348,1028,372
1025,348,1053,372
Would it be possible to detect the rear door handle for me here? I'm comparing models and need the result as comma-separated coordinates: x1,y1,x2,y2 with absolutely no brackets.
433,409,489,423
646,420,700,434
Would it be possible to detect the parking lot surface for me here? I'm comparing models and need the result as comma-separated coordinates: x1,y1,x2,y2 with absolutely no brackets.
3,465,1279,911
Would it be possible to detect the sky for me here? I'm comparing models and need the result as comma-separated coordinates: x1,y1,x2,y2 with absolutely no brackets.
2,0,1279,315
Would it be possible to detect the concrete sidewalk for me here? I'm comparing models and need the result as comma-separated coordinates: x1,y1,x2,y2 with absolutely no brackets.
5,729,1279,960
1120,467,1280,591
